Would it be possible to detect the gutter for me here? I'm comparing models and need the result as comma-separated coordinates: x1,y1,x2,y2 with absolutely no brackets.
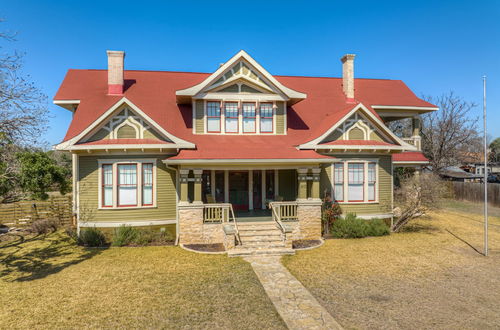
165,164,180,246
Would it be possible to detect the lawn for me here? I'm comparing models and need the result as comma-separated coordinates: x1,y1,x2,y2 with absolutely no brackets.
283,200,500,329
0,232,286,329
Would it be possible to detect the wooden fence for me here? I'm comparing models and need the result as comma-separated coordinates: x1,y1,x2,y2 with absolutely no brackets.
0,196,73,228
452,182,500,207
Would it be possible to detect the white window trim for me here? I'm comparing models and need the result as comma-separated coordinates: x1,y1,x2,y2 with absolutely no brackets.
203,99,279,135
330,159,379,204
97,159,158,210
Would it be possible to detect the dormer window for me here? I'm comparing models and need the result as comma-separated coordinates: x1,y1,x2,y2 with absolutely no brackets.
207,101,221,133
224,102,239,133
260,103,274,133
243,102,256,133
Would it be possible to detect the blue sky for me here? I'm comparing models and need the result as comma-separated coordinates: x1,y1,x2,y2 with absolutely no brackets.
2,0,499,146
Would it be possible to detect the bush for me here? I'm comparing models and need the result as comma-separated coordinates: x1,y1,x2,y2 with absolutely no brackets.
79,227,107,247
322,195,342,236
112,225,139,247
134,228,175,246
31,219,59,235
332,213,390,238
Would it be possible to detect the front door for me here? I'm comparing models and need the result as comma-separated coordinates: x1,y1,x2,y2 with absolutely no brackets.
229,171,249,211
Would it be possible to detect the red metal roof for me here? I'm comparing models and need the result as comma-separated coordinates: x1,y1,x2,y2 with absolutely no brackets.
55,69,435,160
392,151,429,162
75,138,175,146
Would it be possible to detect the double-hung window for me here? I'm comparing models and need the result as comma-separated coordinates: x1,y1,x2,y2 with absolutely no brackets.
260,103,273,133
333,163,344,202
102,164,113,207
242,102,256,133
224,102,239,133
368,163,376,201
207,101,221,132
100,161,156,209
348,163,364,202
118,164,138,207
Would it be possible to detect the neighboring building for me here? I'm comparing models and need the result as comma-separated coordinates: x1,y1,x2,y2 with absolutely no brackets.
472,163,500,176
440,166,482,182
54,50,437,254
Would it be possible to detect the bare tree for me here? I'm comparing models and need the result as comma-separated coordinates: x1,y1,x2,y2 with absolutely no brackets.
420,92,480,172
0,22,49,145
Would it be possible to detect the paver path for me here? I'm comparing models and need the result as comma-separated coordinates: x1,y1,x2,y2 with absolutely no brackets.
244,256,343,330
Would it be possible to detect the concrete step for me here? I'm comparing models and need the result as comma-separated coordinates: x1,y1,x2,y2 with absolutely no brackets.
240,241,286,248
238,230,282,236
239,235,283,242
236,224,278,230
228,247,295,257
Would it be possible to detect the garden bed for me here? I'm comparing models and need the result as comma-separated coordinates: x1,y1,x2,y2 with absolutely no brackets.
292,239,322,249
183,243,225,252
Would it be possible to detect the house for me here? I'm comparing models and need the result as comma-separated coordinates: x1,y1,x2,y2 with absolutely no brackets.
439,166,482,182
54,50,437,254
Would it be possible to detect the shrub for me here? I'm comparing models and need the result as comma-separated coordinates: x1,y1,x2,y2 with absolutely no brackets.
366,219,390,236
31,219,59,235
322,195,342,236
79,227,107,247
332,213,390,238
134,228,175,246
112,225,139,247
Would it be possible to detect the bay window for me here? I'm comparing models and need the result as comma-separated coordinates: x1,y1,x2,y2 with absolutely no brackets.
207,101,221,132
260,103,273,133
224,102,239,133
242,102,256,133
99,160,156,209
332,161,378,203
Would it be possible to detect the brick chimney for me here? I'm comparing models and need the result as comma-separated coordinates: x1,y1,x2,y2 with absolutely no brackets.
341,54,356,102
107,50,125,95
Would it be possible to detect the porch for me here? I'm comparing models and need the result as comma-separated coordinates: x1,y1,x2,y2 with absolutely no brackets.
176,167,323,253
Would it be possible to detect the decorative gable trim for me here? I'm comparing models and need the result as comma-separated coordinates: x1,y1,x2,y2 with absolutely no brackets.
176,50,306,104
54,97,195,150
298,103,416,151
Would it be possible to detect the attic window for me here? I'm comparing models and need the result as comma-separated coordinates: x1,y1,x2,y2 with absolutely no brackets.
260,103,273,133
207,101,221,133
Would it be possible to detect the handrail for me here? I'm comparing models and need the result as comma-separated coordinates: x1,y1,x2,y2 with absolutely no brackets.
203,203,241,245
269,202,288,243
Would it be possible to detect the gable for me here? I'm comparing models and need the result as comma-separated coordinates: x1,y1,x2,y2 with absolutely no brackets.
321,112,393,144
84,106,173,143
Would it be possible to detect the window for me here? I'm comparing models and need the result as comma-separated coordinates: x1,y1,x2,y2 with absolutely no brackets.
368,163,376,201
348,163,364,202
224,102,239,133
260,103,273,133
142,163,153,206
118,164,138,206
333,163,344,202
242,102,256,133
207,101,221,132
102,164,113,207
100,161,155,209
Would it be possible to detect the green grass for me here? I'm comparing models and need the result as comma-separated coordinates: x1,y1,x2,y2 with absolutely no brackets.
0,232,286,329
283,200,500,329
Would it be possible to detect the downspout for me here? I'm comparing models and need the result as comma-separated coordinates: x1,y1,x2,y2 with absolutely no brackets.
165,164,180,245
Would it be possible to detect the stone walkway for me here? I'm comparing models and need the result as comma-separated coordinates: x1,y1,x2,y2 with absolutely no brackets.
244,256,343,330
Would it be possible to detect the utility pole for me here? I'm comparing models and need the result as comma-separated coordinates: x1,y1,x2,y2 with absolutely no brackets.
483,75,488,257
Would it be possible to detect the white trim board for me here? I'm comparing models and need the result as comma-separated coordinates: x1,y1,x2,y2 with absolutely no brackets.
79,220,176,228
371,105,438,111
164,158,334,165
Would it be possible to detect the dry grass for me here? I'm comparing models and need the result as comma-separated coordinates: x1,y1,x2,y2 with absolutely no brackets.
283,200,500,329
0,232,286,329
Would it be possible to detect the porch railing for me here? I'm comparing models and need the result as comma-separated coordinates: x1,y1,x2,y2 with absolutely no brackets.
203,203,241,244
402,136,421,151
269,201,298,222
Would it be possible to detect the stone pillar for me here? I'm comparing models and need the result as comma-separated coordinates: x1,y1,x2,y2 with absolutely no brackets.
311,168,321,199
178,204,204,244
296,200,322,240
297,168,308,200
193,169,203,203
341,54,356,101
412,116,421,136
107,50,125,95
179,169,190,203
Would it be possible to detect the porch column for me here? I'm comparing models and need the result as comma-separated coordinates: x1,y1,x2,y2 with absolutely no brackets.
261,170,266,209
193,169,203,203
224,170,229,203
179,169,190,203
311,168,321,199
297,168,308,200
412,116,422,150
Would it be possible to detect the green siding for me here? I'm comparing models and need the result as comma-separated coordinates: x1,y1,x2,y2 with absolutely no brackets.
195,100,204,134
87,128,110,142
218,84,239,93
323,129,343,143
348,127,364,140
78,155,177,223
276,101,285,134
116,125,136,138
240,84,262,93
320,155,392,215
143,127,168,141
278,169,297,201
